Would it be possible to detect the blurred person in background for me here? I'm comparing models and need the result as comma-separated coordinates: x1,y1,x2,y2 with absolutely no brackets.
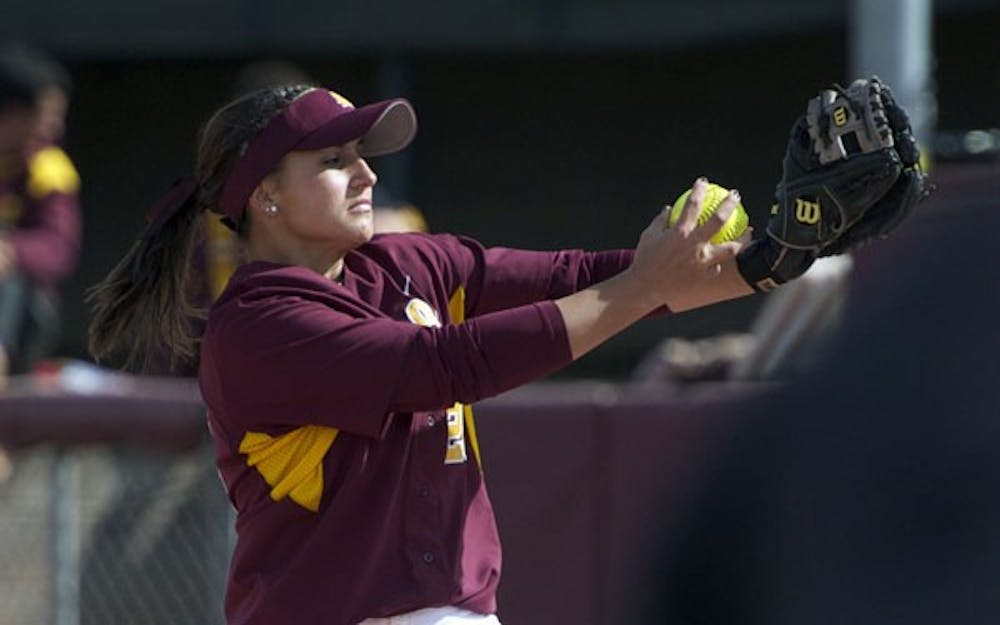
230,58,313,99
0,44,81,381
373,199,429,234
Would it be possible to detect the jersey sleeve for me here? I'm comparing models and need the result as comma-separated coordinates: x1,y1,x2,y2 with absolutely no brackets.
201,291,572,438
423,233,635,316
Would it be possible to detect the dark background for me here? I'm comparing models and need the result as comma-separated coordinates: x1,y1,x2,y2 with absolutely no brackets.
4,0,998,377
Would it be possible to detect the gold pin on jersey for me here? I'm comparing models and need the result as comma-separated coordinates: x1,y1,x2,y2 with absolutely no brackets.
404,298,442,328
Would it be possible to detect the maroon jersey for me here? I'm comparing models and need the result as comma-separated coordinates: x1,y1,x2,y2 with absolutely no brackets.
199,232,633,625
0,145,81,287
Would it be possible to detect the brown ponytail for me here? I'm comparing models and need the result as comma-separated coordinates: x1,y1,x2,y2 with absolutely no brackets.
87,84,312,371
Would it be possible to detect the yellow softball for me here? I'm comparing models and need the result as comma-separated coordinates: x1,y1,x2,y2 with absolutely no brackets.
668,182,750,244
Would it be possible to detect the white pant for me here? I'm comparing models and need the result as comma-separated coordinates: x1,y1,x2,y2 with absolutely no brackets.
358,606,501,625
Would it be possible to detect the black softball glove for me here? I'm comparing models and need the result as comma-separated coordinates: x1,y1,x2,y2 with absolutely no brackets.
738,76,916,291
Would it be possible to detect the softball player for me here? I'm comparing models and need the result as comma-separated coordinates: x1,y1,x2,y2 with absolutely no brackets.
87,80,920,624
0,44,81,376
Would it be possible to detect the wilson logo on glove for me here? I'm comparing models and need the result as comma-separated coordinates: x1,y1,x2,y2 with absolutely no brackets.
794,198,821,225
833,106,849,127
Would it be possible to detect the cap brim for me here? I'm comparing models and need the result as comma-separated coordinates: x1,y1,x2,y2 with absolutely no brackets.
298,99,417,157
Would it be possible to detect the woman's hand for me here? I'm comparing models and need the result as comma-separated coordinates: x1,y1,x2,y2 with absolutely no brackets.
554,178,754,360
628,177,750,311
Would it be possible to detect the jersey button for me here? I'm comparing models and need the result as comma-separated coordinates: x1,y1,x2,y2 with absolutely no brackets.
418,484,431,498
426,415,435,427
422,552,435,564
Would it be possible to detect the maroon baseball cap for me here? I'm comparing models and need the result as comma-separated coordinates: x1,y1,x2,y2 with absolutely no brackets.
218,88,417,225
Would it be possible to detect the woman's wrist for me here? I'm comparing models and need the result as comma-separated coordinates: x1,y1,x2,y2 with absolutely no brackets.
735,236,817,292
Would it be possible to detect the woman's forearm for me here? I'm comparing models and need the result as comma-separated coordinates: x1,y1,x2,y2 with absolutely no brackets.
554,258,752,360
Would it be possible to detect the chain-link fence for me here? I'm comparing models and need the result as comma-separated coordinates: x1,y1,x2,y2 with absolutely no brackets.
0,442,232,625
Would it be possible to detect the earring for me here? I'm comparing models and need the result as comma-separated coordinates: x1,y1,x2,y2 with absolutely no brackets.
264,205,278,216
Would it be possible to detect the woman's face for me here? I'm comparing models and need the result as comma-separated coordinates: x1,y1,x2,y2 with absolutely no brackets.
267,139,378,254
